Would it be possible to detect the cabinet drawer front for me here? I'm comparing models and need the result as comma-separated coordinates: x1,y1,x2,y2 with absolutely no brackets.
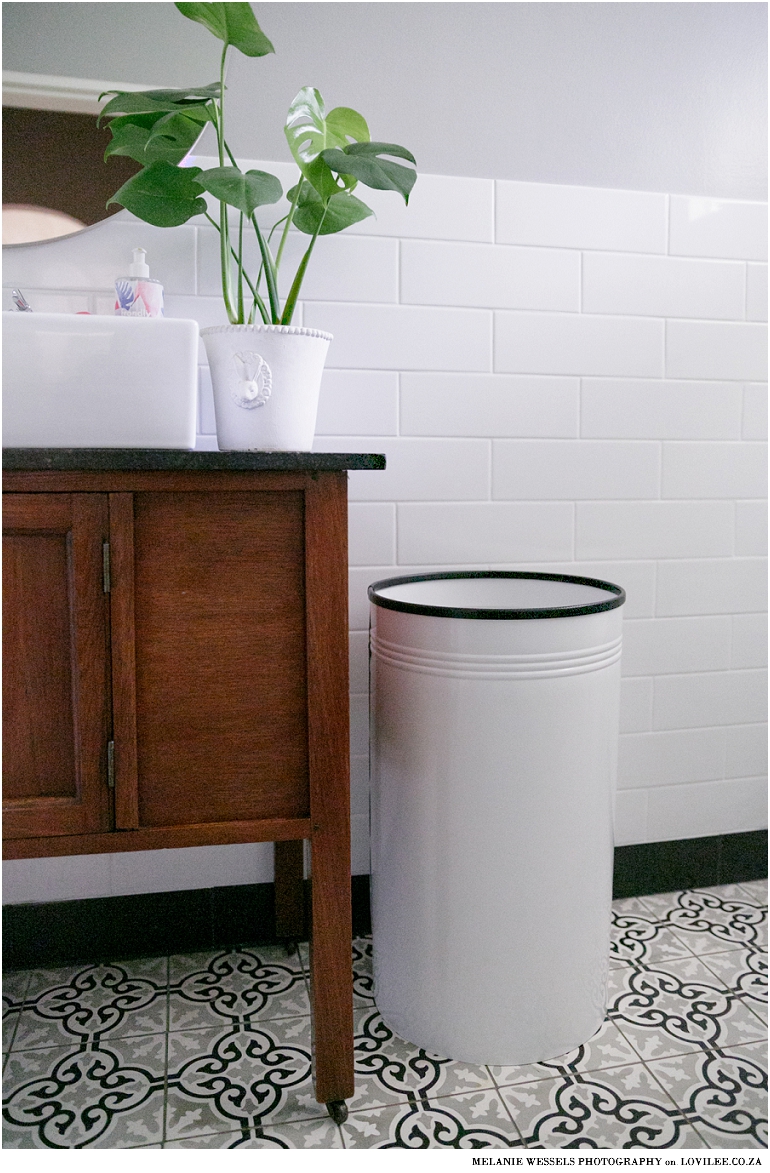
3,494,112,838
132,491,309,826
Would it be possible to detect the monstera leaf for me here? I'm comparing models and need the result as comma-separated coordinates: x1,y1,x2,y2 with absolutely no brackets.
105,108,211,166
285,88,369,200
288,180,373,236
99,84,221,124
193,167,282,216
320,142,417,203
175,2,274,56
107,161,207,226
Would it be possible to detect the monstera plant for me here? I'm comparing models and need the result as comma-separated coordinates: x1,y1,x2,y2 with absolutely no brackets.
99,1,417,326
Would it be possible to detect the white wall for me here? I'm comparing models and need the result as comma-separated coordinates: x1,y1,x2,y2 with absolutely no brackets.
2,165,767,903
2,2,767,200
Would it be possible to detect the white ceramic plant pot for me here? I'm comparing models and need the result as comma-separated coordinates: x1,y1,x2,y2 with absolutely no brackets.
201,324,332,451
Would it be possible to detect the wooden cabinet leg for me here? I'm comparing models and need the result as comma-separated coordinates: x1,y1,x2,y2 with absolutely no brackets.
274,839,306,941
308,829,354,1106
304,472,354,1107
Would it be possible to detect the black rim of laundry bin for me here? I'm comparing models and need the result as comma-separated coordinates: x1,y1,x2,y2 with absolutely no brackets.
367,571,626,620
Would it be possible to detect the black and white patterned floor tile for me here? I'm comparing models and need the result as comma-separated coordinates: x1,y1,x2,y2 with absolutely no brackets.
341,1089,526,1148
2,884,767,1148
164,1017,325,1142
3,1037,167,1147
607,954,766,1061
352,1004,497,1109
12,957,169,1052
637,886,767,957
498,1064,709,1149
167,945,310,1032
647,1041,767,1148
163,1117,344,1148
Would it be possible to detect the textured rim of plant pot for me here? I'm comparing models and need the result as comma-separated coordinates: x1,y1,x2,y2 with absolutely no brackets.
200,324,332,341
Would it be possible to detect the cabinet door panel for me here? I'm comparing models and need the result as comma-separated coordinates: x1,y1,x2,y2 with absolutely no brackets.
132,491,309,826
3,494,112,838
4,532,77,799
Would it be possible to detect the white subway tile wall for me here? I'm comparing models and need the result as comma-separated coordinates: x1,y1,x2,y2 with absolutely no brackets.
3,170,766,900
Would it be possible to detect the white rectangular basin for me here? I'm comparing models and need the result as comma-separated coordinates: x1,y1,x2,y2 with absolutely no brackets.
2,312,199,448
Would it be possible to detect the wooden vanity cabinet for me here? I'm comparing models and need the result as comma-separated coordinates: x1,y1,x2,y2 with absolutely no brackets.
2,450,385,1116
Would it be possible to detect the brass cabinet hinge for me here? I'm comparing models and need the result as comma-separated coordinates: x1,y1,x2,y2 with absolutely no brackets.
102,540,111,593
107,740,115,789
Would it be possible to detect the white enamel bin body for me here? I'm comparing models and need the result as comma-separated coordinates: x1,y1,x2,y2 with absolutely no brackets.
369,575,624,1066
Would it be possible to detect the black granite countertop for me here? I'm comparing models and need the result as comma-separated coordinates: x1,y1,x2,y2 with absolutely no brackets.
2,449,386,472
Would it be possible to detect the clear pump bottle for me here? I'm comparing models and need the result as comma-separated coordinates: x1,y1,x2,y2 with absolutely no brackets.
115,248,164,317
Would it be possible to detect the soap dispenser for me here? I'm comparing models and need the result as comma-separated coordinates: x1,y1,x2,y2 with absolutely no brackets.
115,248,164,317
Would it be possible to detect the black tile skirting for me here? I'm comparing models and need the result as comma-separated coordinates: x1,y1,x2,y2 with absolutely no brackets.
611,829,767,899
3,832,766,971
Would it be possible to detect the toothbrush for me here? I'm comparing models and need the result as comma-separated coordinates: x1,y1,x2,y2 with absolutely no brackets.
11,289,32,312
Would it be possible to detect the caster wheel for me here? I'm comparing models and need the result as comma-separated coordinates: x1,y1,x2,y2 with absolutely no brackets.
326,1100,348,1124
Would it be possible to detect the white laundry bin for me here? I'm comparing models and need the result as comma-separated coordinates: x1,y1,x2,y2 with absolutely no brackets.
368,571,626,1066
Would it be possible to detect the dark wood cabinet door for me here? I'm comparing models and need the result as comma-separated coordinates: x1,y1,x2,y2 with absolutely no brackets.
129,490,309,828
3,493,112,838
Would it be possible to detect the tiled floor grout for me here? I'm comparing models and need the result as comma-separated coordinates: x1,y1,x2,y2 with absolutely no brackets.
3,882,766,1149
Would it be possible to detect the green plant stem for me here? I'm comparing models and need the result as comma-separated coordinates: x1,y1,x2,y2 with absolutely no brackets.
252,216,288,300
268,215,289,244
216,45,235,322
280,204,327,325
237,212,245,323
274,181,301,273
222,139,280,323
247,286,269,325
204,212,269,324
250,214,281,323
